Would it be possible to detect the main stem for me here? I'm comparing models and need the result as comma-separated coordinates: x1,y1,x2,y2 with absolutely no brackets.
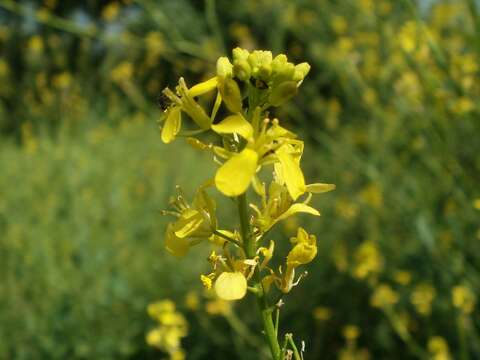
237,193,281,360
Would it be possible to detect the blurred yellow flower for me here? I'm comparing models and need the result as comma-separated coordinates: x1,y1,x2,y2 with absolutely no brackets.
52,72,72,90
394,271,412,286
360,183,383,210
331,16,347,35
102,2,120,21
428,336,451,360
370,284,399,308
205,298,231,316
452,285,476,314
27,35,44,53
343,325,360,341
353,241,384,280
146,299,188,359
0,59,9,77
313,306,332,321
473,198,480,210
410,283,436,316
335,198,358,220
184,291,199,311
110,62,134,83
451,97,475,115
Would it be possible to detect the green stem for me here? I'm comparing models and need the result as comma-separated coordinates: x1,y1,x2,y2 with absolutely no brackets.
286,334,302,360
237,193,281,360
212,230,242,247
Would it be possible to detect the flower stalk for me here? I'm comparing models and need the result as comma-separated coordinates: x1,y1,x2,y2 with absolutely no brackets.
158,48,335,359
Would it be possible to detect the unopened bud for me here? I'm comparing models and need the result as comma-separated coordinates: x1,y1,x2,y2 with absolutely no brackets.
232,47,250,62
233,59,251,81
219,78,242,113
269,81,298,106
216,56,233,79
293,62,311,82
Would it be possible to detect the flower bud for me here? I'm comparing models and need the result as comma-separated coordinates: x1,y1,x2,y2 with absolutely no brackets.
232,47,250,62
269,81,298,106
271,61,295,85
293,62,311,82
218,78,242,113
216,56,233,79
248,50,272,79
233,59,251,81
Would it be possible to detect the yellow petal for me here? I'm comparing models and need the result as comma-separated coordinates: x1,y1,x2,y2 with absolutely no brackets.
188,77,218,97
306,183,336,193
276,203,320,223
165,224,190,257
215,148,258,197
173,209,204,238
275,147,306,200
211,114,253,140
287,241,317,266
161,107,181,144
214,272,247,300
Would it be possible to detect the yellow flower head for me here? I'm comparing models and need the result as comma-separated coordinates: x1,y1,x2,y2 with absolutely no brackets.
163,186,217,257
452,285,476,314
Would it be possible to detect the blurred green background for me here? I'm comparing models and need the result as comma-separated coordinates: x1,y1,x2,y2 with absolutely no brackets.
1,0,479,359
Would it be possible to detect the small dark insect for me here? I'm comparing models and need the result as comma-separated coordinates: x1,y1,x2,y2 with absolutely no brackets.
250,78,268,90
156,92,171,111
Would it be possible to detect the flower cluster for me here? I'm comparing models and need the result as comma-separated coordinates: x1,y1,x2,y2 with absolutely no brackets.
159,48,334,304
146,300,188,360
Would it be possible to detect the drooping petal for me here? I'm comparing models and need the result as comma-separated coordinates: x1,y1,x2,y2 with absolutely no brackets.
306,183,336,193
161,107,181,144
188,77,218,97
165,224,190,257
215,148,258,197
275,146,306,200
276,203,320,224
214,272,247,301
211,114,253,141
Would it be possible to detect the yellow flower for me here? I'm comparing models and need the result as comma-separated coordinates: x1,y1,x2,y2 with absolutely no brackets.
146,299,188,357
110,62,133,83
370,284,399,308
452,285,476,314
410,283,436,316
353,241,384,280
280,228,317,293
160,77,217,143
200,274,214,290
251,180,323,232
148,300,175,319
184,291,199,311
286,227,317,267
343,325,360,341
473,198,480,210
313,306,332,321
205,298,231,316
428,336,451,360
102,2,120,21
163,186,217,257
52,72,72,90
394,271,412,286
